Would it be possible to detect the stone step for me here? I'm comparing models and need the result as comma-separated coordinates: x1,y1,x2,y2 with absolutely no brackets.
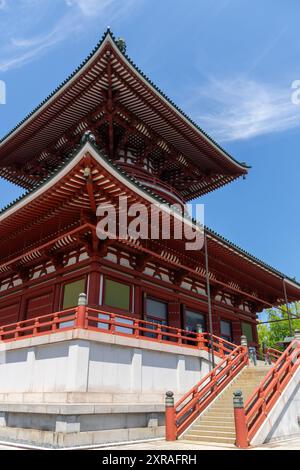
207,410,234,417
192,424,235,432
195,416,235,423
199,415,234,423
184,434,236,444
186,428,235,439
208,405,234,411
181,365,271,447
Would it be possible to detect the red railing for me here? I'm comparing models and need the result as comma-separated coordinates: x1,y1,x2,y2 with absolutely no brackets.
0,308,77,341
85,306,237,358
0,304,235,360
242,339,300,445
265,347,282,363
165,344,249,439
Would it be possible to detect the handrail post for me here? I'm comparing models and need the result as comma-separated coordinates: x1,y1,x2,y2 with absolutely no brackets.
134,319,139,338
233,390,248,448
241,335,249,364
76,293,87,329
196,325,204,349
241,335,248,348
165,391,176,441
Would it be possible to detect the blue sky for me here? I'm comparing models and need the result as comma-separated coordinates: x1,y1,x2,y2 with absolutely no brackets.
0,0,300,282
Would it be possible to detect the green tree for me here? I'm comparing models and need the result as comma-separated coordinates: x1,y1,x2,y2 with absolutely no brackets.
257,303,300,351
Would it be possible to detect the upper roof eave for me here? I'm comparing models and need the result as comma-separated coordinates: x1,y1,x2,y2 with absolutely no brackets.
0,29,249,175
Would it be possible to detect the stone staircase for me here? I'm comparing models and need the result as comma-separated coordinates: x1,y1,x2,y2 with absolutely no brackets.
181,364,271,445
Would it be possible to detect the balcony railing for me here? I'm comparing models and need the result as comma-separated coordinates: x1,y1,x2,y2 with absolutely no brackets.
0,302,236,360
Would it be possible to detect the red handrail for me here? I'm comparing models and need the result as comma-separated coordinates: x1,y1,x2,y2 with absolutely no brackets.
167,344,248,439
0,305,236,359
86,307,236,358
266,347,282,363
244,339,300,443
0,308,77,341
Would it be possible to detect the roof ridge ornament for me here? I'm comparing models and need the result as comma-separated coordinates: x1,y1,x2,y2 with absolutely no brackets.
80,130,96,145
116,37,126,54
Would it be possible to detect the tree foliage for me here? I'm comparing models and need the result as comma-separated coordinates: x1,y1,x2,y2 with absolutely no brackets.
257,303,300,350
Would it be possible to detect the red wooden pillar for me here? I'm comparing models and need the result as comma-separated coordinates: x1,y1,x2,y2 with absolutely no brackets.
233,390,248,448
168,302,181,329
134,283,142,319
52,278,62,312
252,320,259,349
88,257,101,307
232,315,242,345
165,391,176,441
211,305,220,336
18,288,28,322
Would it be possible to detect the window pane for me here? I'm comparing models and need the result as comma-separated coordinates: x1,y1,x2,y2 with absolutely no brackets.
220,320,232,341
220,320,231,336
63,279,85,309
185,309,206,332
242,322,253,342
104,279,130,311
146,298,167,321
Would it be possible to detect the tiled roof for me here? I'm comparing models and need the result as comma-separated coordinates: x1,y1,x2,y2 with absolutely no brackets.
0,135,297,288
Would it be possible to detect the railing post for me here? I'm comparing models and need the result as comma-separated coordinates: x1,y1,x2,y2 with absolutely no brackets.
196,325,204,349
165,391,176,441
241,335,248,348
241,335,249,364
76,293,87,329
134,319,139,338
233,390,248,449
157,324,162,342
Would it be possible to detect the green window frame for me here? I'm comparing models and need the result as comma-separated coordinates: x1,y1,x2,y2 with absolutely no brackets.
242,322,254,343
104,278,131,312
62,278,86,309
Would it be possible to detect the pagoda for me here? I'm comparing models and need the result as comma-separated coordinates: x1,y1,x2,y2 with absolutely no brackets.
0,30,299,447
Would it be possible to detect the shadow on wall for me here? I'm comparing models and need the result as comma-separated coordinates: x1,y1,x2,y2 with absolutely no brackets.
266,379,300,442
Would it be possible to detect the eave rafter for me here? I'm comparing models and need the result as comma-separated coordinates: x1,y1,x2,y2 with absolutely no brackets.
0,39,240,200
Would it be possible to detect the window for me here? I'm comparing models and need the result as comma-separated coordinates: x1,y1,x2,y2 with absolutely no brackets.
145,298,168,324
242,322,254,343
220,319,232,342
104,278,130,311
184,309,206,333
62,278,85,309
145,297,168,338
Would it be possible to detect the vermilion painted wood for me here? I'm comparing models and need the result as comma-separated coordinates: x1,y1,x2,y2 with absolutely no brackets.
0,304,236,361
245,340,300,442
172,345,249,438
266,347,282,363
234,407,248,448
86,307,237,355
0,308,77,341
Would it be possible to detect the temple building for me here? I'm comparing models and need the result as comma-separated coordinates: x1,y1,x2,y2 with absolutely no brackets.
0,30,299,448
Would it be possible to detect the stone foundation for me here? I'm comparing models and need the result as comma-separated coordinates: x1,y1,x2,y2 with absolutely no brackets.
0,328,216,447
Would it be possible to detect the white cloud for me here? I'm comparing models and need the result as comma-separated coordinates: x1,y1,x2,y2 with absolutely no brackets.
188,78,300,142
0,0,138,72
65,0,116,17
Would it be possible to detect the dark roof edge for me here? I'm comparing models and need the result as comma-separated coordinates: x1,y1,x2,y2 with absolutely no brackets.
0,136,298,291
